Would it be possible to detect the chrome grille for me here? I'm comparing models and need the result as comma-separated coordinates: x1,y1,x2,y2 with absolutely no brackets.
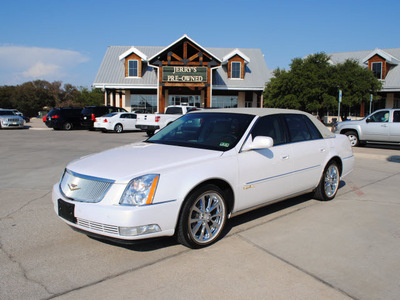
77,218,119,235
8,118,21,122
60,169,114,203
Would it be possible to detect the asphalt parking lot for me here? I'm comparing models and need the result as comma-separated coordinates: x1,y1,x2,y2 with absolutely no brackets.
1,119,400,300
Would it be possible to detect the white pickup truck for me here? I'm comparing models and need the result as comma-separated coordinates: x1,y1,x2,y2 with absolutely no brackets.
136,105,198,136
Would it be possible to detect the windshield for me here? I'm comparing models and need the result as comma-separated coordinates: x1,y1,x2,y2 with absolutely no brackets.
147,112,255,151
0,110,15,116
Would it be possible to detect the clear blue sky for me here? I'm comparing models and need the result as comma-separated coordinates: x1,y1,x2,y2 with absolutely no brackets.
1,0,399,88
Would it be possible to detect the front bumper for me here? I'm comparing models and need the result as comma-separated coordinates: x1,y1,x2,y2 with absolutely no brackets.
1,120,24,128
52,183,178,241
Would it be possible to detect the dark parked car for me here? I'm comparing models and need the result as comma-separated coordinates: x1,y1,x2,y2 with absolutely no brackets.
44,108,83,130
80,106,127,129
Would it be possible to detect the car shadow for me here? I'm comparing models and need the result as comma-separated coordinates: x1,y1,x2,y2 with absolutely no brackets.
388,156,400,163
89,181,347,252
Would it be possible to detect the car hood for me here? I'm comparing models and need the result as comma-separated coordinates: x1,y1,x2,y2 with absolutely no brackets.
66,142,223,183
338,119,364,126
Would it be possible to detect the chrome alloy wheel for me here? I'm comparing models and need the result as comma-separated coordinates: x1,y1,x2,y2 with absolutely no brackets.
188,192,226,245
324,164,339,198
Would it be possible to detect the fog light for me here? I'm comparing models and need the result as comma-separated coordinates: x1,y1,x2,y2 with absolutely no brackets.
119,224,161,236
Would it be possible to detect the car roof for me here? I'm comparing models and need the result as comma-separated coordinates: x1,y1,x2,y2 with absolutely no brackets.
193,108,335,138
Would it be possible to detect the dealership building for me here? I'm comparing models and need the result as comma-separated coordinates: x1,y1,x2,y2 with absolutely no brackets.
93,35,270,113
328,47,400,112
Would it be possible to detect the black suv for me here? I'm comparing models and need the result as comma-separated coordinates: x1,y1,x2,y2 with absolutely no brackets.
80,106,127,129
44,107,83,130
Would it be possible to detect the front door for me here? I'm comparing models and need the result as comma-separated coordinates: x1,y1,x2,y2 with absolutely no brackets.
363,110,390,142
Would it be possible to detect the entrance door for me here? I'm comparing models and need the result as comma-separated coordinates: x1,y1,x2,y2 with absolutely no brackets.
169,95,201,107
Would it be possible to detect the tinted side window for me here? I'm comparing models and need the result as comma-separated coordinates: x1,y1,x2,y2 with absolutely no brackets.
393,111,400,123
284,114,312,143
369,111,389,122
251,115,286,146
302,115,322,139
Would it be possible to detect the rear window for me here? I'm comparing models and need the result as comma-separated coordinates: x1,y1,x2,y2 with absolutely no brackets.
47,109,61,117
165,107,183,114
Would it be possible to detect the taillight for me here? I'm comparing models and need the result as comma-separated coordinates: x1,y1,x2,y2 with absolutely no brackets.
42,115,47,122
155,116,161,122
91,114,96,121
104,119,108,123
52,115,59,119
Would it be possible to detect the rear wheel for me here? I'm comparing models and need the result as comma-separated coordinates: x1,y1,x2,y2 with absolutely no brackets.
63,122,72,130
114,124,123,133
177,185,227,248
314,161,340,201
344,131,359,147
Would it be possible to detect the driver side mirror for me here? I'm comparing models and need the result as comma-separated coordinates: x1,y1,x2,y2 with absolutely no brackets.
242,136,274,151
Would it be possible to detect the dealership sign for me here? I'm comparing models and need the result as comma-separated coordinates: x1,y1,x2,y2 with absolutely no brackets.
162,66,207,83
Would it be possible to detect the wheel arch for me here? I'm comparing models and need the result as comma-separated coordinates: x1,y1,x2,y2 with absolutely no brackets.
175,178,235,227
326,156,343,176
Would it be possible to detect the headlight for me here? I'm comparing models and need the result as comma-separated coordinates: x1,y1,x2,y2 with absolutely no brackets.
120,174,159,206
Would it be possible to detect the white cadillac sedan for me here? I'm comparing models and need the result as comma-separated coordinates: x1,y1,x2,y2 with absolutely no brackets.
52,108,354,248
93,112,139,133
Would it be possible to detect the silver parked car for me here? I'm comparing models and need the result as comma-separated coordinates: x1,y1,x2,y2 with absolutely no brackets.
333,109,400,146
0,109,25,129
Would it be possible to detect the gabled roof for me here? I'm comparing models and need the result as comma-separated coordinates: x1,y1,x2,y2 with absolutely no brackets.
222,48,251,64
93,37,270,91
327,47,400,92
362,48,400,65
118,46,148,61
148,34,221,63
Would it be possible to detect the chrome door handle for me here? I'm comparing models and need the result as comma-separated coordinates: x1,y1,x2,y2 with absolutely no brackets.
320,148,326,152
282,155,289,160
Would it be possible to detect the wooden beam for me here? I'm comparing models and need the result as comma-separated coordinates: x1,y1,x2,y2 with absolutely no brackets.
172,53,183,61
183,41,187,59
188,53,199,62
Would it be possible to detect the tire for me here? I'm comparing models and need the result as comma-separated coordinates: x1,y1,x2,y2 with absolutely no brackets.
177,184,227,248
344,131,359,147
314,161,340,201
114,124,123,133
63,122,72,130
146,130,155,137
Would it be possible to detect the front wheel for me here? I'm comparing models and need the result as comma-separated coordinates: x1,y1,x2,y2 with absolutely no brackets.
177,185,227,248
63,122,72,130
344,131,359,147
114,124,123,133
314,162,340,201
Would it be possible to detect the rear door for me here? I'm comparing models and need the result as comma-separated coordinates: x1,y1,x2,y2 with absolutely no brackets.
389,110,400,142
283,114,329,192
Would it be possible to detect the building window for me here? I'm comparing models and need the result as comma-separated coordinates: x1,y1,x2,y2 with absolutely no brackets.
169,95,201,107
128,60,138,77
231,62,241,79
371,62,382,79
212,96,238,108
131,94,157,113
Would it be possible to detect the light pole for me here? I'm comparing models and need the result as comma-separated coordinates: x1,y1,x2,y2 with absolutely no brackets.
369,93,373,115
338,89,342,121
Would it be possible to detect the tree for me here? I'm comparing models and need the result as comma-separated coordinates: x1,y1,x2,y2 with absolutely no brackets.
0,80,106,117
333,59,382,120
264,53,382,118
